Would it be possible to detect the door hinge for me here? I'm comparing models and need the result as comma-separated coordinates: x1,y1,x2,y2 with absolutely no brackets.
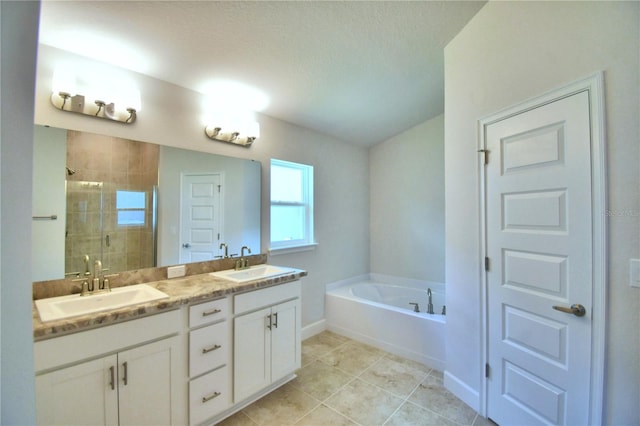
485,363,491,378
478,149,489,165
485,257,490,271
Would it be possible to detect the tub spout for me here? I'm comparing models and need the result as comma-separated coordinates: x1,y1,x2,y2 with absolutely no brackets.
427,288,434,314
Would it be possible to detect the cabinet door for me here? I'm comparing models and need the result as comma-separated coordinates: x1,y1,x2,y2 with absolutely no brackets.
35,355,118,426
233,307,271,402
118,335,185,426
271,298,301,382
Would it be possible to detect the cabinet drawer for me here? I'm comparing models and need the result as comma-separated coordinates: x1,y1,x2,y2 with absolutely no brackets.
189,297,229,328
189,366,231,426
189,321,229,377
234,281,301,315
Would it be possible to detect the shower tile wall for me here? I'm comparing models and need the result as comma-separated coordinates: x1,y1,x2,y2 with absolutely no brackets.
65,131,158,275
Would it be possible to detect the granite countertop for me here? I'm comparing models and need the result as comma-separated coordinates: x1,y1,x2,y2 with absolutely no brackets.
33,268,307,341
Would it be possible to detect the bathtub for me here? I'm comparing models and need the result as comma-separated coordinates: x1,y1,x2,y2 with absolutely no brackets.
325,274,445,371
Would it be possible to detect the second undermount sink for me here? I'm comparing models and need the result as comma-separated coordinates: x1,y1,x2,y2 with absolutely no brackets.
210,264,296,283
35,284,169,323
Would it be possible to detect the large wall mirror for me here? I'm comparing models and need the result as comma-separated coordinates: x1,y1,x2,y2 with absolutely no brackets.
32,125,261,282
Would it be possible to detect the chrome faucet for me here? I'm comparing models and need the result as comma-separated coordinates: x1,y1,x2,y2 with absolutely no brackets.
427,288,434,314
74,259,111,296
219,243,229,258
235,246,251,270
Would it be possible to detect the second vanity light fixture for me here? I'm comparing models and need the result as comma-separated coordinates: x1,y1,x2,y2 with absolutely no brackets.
50,65,141,124
204,118,260,147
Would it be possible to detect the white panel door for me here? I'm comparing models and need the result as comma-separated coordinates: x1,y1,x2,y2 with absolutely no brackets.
35,355,119,426
118,336,181,425
234,307,271,402
180,173,221,263
486,91,593,425
270,298,301,382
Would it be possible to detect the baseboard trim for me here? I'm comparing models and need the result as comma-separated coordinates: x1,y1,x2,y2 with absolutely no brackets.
443,370,480,412
301,319,326,340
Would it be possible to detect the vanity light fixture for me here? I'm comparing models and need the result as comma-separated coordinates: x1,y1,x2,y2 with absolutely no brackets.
51,91,138,124
204,120,260,147
50,67,141,124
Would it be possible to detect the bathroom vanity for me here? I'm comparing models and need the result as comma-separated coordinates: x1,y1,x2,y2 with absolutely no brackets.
32,264,305,426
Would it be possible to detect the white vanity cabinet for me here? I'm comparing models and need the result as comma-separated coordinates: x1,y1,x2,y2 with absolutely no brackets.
233,281,301,403
187,297,233,426
34,310,187,426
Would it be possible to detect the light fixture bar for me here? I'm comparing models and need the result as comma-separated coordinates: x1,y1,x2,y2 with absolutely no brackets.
50,92,137,124
204,124,258,147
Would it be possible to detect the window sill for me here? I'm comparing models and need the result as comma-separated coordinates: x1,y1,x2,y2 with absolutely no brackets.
268,243,318,256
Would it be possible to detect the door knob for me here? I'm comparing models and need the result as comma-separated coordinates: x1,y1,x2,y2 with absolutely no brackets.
552,304,586,317
182,243,191,248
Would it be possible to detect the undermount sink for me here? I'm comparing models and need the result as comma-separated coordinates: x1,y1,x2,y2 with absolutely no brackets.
35,284,169,322
210,264,296,283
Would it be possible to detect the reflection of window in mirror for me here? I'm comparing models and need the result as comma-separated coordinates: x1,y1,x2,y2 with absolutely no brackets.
116,190,146,226
270,159,314,250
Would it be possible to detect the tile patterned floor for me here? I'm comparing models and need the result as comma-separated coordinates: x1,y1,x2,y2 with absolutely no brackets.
218,331,493,426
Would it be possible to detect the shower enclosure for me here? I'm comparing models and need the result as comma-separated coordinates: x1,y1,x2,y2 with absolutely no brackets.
65,180,157,276
64,131,159,277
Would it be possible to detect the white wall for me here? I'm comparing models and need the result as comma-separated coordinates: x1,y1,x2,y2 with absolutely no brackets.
32,126,66,281
34,45,370,327
0,1,39,423
444,2,639,424
370,115,444,282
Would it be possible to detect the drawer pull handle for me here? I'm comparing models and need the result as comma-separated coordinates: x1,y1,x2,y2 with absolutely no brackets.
109,366,115,390
202,344,221,354
202,308,221,317
122,362,128,386
202,391,221,403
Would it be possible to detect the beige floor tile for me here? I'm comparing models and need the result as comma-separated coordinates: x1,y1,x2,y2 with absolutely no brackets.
291,359,353,401
294,404,357,426
320,341,384,375
360,356,429,398
325,378,404,425
384,353,433,375
301,331,350,361
242,383,320,426
408,375,477,425
384,401,458,426
217,410,258,426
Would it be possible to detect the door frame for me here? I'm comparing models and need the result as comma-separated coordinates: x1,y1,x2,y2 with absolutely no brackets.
477,73,607,424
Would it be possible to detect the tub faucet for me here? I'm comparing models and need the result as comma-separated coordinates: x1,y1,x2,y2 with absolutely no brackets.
427,288,434,314
409,302,420,313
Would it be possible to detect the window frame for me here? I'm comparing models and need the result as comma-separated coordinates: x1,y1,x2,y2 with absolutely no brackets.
269,158,316,253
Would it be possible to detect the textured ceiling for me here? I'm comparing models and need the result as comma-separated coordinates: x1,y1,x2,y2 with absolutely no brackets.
38,1,486,147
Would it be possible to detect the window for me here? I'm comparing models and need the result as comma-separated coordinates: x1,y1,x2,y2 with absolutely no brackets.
116,190,146,226
270,159,314,251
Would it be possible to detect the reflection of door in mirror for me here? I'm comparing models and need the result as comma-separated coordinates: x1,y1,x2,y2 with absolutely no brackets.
64,131,159,276
180,173,222,263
